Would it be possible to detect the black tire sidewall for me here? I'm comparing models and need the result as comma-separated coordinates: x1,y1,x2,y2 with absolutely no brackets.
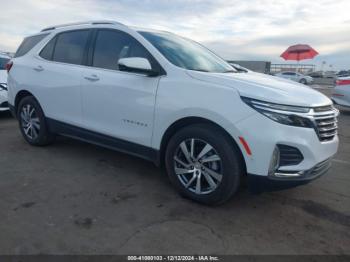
17,96,53,146
165,124,243,205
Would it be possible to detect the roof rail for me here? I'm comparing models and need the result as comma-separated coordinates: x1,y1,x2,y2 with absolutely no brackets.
41,20,125,32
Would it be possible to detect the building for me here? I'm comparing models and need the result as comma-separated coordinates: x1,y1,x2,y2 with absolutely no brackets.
228,60,271,74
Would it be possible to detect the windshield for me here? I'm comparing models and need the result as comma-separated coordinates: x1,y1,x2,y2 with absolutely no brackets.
139,31,235,73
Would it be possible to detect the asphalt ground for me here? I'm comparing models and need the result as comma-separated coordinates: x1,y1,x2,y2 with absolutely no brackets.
0,88,349,255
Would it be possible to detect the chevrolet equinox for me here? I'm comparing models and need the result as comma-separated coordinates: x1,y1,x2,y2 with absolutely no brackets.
7,21,339,205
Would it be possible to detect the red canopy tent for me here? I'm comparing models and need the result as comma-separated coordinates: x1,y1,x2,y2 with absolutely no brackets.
280,44,319,61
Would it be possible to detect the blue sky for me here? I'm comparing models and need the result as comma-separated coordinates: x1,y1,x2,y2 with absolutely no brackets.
1,0,349,70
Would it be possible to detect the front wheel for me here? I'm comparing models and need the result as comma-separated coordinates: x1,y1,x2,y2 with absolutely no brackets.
165,124,244,205
17,96,55,146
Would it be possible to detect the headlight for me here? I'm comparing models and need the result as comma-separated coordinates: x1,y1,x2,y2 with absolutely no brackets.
241,96,313,128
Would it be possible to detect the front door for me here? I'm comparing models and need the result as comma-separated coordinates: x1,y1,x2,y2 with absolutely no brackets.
81,29,161,147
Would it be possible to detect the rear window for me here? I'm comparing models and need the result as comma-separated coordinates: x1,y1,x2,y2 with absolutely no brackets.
0,57,10,69
51,30,89,65
14,34,49,58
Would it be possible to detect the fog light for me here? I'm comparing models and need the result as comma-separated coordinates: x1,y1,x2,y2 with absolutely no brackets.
268,146,280,176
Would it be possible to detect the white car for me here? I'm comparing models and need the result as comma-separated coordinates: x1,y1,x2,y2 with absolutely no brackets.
332,77,350,107
275,71,314,85
7,21,338,205
0,53,11,111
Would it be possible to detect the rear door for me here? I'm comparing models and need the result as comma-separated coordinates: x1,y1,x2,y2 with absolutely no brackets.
32,29,91,126
80,29,161,147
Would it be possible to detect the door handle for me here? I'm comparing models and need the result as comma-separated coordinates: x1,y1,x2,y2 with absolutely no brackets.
84,74,100,81
33,65,44,72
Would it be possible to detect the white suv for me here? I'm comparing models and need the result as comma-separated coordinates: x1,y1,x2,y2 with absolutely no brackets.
0,53,11,111
7,21,339,205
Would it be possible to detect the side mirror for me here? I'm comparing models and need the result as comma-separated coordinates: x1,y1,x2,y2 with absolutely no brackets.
118,57,158,76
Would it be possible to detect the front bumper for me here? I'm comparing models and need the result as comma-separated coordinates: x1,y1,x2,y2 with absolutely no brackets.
235,112,338,175
307,78,314,84
248,157,333,193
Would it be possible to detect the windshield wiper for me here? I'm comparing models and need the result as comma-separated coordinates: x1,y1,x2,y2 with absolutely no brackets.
223,70,237,73
193,69,210,72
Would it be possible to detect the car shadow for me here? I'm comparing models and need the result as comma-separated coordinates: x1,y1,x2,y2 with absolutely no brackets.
339,108,350,116
0,110,13,119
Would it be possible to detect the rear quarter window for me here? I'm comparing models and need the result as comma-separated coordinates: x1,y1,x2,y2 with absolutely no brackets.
39,36,56,60
14,34,49,58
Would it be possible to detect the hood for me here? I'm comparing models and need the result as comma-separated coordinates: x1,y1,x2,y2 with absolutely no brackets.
186,70,331,107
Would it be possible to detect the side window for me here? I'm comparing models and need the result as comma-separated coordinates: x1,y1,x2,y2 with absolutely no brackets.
92,30,153,71
52,30,89,65
39,36,56,60
14,34,49,58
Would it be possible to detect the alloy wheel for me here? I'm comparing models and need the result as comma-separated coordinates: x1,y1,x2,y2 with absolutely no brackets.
20,104,40,140
173,138,223,195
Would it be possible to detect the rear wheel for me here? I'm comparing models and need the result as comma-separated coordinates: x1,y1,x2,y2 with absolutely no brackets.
299,78,307,84
17,96,55,146
165,124,244,205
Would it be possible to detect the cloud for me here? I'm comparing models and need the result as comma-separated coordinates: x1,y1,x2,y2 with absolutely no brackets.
0,0,349,69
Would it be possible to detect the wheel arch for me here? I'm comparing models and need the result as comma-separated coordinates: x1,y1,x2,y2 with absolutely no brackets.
158,116,247,173
14,90,36,113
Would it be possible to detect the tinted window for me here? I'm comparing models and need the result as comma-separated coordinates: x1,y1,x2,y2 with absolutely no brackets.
0,57,10,69
39,36,56,60
139,31,234,73
93,30,153,71
14,34,49,58
52,30,89,65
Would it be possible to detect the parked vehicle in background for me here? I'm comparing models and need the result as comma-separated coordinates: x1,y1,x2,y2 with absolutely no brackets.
308,71,324,78
0,53,11,111
322,71,337,79
332,77,350,107
7,21,338,205
336,70,350,77
275,71,313,85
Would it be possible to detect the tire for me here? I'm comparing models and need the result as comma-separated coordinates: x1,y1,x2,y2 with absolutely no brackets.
165,123,244,205
299,78,307,85
17,96,55,146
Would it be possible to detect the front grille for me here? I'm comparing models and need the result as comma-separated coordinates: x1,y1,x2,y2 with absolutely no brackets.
278,144,304,166
312,106,338,142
